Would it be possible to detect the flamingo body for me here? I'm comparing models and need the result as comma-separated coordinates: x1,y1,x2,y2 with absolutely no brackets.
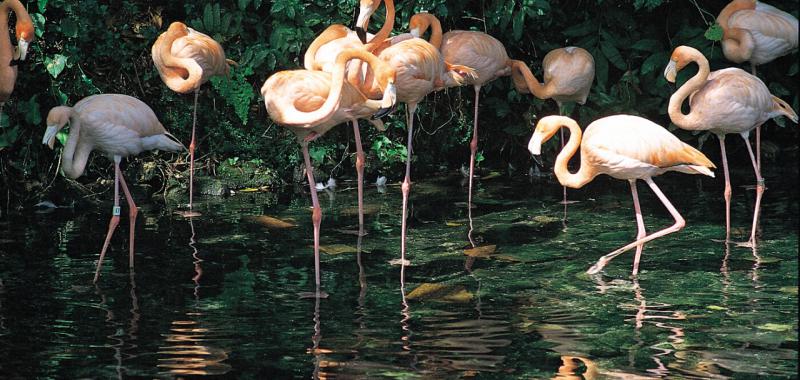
152,22,230,93
542,47,595,106
718,0,798,67
440,30,510,87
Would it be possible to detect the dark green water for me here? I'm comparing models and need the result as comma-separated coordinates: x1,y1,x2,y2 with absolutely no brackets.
0,165,797,379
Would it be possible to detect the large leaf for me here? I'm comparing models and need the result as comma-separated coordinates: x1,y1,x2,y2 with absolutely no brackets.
45,54,67,78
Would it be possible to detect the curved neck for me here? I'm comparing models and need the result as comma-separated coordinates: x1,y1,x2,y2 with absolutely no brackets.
667,51,711,130
721,28,753,63
717,0,756,29
409,13,442,50
0,1,16,61
284,49,388,126
368,0,394,46
152,26,203,93
509,60,551,99
304,24,350,70
553,118,594,189
61,109,88,179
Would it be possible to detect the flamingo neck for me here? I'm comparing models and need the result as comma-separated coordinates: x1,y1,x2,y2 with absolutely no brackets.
667,50,711,131
304,24,350,70
717,0,756,29
152,27,203,93
369,0,395,45
553,118,594,189
509,60,551,100
721,28,753,63
0,1,16,62
61,109,88,179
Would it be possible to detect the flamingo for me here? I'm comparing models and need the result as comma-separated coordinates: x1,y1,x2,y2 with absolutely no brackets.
664,45,798,245
151,21,234,217
716,0,798,171
261,48,397,288
0,0,35,111
351,10,475,269
41,94,185,282
405,13,515,232
528,115,716,275
510,47,595,214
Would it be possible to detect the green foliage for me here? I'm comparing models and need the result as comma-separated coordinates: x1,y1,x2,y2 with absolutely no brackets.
1,0,798,206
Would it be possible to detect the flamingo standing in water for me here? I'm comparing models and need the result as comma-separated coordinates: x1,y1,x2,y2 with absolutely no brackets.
41,94,185,282
353,11,475,268
716,0,798,172
406,13,514,223
528,115,716,275
261,48,397,288
0,0,35,111
151,21,234,217
664,45,797,245
510,47,595,213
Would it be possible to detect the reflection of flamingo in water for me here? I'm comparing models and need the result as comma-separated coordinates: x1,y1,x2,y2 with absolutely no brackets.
94,273,140,379
628,279,687,378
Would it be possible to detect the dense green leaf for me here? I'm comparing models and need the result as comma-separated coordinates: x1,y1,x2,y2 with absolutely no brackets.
44,54,67,78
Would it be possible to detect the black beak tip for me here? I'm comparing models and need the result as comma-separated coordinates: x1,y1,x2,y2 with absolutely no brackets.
355,27,367,44
9,59,19,67
372,104,396,120
532,154,544,168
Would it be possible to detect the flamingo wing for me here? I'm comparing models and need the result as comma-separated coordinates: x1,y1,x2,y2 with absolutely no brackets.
172,28,230,79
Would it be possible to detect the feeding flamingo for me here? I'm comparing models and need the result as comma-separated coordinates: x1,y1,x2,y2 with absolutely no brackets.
41,94,185,283
510,47,595,213
716,0,798,170
0,0,34,112
261,48,397,288
151,21,234,217
528,115,715,275
664,45,797,245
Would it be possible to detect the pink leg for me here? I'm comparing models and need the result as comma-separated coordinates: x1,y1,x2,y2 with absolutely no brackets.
117,164,138,269
400,103,417,275
352,120,366,236
630,180,647,276
586,177,685,275
467,85,481,210
558,104,570,218
741,134,764,246
187,88,200,215
302,142,323,286
755,125,761,172
719,136,732,242
94,159,122,283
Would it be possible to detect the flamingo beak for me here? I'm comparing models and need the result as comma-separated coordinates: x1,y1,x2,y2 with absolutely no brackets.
43,125,59,149
663,60,678,83
373,82,397,119
354,4,373,44
527,132,543,156
410,28,421,38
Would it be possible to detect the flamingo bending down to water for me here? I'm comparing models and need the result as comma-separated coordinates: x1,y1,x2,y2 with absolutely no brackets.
261,48,397,287
664,45,797,245
716,0,798,171
352,11,476,267
41,94,185,282
152,21,234,216
528,115,715,275
511,47,595,212
0,0,35,110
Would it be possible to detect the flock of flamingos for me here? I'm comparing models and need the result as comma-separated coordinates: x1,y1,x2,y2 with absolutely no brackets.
2,0,798,288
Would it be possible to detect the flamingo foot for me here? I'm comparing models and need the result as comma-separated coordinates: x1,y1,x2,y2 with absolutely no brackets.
297,291,330,299
558,200,580,205
389,258,411,266
175,210,203,218
734,239,757,248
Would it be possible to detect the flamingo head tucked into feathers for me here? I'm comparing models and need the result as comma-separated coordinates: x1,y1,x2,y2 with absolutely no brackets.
42,106,72,149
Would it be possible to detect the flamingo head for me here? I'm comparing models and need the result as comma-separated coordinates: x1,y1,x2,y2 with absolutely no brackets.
372,66,397,119
771,96,799,124
11,20,34,64
167,21,189,34
355,0,381,44
663,45,698,83
43,106,72,149
408,12,432,38
528,115,570,156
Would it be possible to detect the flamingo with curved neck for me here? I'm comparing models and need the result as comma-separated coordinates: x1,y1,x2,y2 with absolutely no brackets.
664,45,797,246
262,48,397,288
0,0,34,108
151,21,234,217
529,115,715,275
42,94,184,282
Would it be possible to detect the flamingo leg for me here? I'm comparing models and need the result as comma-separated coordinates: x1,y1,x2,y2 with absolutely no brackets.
467,85,481,210
400,103,417,273
117,163,138,269
558,104,571,219
719,135,732,242
187,88,200,215
302,142,323,287
94,158,122,283
740,134,764,246
586,177,685,275
352,120,366,236
630,180,647,276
